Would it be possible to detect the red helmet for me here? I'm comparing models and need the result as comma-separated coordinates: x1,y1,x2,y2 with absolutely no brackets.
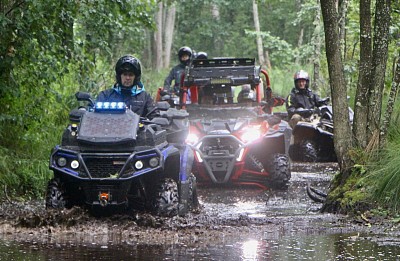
293,70,309,88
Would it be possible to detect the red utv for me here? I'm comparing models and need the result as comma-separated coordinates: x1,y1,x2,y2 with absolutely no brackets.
158,57,291,189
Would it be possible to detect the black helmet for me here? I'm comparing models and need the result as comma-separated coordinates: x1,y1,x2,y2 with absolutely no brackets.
195,51,208,60
293,70,309,89
178,46,192,65
115,55,141,87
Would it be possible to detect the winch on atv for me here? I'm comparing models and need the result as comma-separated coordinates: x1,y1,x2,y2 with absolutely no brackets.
46,92,198,216
158,57,292,190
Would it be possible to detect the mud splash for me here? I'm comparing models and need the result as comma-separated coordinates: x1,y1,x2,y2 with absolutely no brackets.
1,162,400,259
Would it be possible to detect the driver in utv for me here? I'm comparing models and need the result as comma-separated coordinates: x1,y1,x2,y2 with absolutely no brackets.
97,55,157,117
285,70,328,128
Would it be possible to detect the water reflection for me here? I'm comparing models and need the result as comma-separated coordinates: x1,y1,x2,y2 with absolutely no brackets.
1,232,400,260
241,240,259,260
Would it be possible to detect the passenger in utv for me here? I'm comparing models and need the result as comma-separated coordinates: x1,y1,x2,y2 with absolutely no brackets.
96,55,157,118
285,70,327,128
163,46,192,95
237,84,256,103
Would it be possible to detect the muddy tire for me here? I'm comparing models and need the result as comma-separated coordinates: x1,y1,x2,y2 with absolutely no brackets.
267,154,291,189
45,178,69,209
299,140,318,162
152,178,179,217
188,173,199,209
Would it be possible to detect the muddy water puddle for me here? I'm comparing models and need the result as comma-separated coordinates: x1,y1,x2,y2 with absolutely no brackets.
1,163,400,260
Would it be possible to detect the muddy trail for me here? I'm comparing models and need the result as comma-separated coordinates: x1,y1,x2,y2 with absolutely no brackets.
1,162,400,260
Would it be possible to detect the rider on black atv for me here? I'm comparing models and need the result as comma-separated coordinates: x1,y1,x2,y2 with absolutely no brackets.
285,70,328,128
97,55,157,118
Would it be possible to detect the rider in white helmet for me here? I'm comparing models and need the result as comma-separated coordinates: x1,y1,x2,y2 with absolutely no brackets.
286,70,327,128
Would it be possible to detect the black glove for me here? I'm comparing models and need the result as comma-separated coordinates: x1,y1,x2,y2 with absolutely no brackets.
160,90,170,96
294,108,313,118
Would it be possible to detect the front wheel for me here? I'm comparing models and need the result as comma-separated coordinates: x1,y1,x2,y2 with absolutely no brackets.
45,178,69,209
267,154,291,190
152,178,179,217
299,140,318,162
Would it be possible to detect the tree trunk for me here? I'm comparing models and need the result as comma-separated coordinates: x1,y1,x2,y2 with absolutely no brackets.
265,50,272,70
353,0,372,148
252,0,265,67
311,0,322,92
295,0,304,65
380,55,400,147
367,0,391,148
163,4,176,68
338,0,348,61
211,4,223,53
320,0,353,180
154,2,163,70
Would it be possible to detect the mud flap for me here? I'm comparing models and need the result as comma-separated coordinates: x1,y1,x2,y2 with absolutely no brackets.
178,144,194,216
179,145,194,181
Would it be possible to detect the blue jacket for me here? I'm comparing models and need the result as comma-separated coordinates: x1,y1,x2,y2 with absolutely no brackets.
97,85,156,117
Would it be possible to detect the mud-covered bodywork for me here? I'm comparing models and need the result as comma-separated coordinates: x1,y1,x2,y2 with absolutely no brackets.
47,93,197,216
173,57,292,189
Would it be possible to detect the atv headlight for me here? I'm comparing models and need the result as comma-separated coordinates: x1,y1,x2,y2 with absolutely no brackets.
135,160,144,170
57,157,67,167
240,128,261,143
186,133,199,145
149,157,159,168
71,160,80,169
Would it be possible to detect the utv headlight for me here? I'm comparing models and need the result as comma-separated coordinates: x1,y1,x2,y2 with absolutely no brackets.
186,133,199,145
149,157,159,168
240,129,261,143
57,157,67,167
71,160,80,169
135,160,144,170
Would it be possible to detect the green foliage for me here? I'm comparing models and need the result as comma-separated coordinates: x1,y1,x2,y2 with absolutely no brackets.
332,106,400,215
0,0,156,199
363,107,400,213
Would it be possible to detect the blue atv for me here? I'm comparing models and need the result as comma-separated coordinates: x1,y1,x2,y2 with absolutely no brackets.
46,92,198,216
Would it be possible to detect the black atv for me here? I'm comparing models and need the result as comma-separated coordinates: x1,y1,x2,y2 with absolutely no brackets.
289,104,354,162
46,92,198,216
160,57,292,190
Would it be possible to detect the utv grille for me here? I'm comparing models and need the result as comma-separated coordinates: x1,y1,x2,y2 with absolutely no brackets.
199,135,240,182
81,156,133,179
200,136,240,156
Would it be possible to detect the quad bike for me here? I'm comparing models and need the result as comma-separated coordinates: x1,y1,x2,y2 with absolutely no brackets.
289,104,354,162
158,57,292,190
46,92,198,216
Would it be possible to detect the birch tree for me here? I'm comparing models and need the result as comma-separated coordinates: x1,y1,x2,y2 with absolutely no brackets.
252,0,265,67
163,4,176,68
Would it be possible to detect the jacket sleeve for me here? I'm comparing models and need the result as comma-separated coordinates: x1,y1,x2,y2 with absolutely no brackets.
144,93,158,118
313,93,324,107
163,68,175,92
96,90,108,102
286,93,297,116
